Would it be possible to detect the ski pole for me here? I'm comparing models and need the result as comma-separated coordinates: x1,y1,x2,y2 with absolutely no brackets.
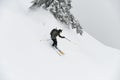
65,38,78,45
65,38,71,42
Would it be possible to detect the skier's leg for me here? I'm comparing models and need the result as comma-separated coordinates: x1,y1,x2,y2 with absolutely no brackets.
52,39,55,46
54,39,57,48
52,39,57,47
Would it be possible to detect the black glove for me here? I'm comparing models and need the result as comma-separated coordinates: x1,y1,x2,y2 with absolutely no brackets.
63,36,65,38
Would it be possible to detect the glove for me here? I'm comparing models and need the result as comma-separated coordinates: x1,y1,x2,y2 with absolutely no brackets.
63,36,65,38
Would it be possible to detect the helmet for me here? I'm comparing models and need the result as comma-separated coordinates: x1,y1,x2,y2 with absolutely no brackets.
58,29,62,32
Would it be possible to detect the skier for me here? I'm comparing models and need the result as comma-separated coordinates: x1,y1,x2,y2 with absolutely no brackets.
50,28,65,48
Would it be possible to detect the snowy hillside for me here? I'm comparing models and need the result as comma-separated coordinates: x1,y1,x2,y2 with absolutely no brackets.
71,0,120,49
0,0,120,80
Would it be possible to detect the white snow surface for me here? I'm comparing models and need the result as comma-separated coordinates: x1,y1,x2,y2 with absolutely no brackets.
0,0,120,80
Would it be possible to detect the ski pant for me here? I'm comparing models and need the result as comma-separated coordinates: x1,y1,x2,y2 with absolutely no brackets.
52,38,57,47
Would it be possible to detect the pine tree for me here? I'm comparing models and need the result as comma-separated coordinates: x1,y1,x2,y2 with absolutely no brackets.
30,0,83,35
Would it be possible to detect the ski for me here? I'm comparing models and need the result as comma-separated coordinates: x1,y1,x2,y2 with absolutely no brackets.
53,48,62,56
53,47,64,56
54,47,64,56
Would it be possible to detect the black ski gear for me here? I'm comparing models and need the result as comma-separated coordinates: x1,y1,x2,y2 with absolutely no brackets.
50,28,65,47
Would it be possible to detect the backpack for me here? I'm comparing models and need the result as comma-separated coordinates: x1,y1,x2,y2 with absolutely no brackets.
50,29,58,36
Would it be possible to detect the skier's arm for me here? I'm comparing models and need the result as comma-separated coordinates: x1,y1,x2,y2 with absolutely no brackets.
58,34,65,38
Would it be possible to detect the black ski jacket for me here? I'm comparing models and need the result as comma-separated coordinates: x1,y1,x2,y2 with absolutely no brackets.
50,29,65,39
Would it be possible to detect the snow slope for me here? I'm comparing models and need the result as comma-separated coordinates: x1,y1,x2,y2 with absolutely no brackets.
71,0,120,49
0,0,120,80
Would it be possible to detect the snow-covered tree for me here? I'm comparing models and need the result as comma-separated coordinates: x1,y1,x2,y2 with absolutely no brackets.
30,0,83,35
